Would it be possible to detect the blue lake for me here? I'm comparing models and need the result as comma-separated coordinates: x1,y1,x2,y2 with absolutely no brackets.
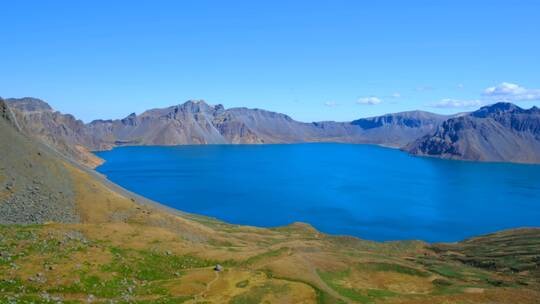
95,144,540,242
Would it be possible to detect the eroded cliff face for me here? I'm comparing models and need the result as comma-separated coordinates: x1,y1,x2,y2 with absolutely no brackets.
406,103,540,163
86,100,229,146
6,98,104,168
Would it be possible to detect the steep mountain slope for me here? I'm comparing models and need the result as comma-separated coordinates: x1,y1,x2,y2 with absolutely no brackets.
0,98,79,223
406,103,540,163
220,107,321,143
0,98,174,225
86,100,230,146
6,97,104,168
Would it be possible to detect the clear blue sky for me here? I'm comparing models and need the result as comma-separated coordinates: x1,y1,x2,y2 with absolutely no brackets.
1,0,539,122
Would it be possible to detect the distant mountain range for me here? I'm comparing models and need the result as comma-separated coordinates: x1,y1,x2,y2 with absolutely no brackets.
4,97,540,165
83,100,448,148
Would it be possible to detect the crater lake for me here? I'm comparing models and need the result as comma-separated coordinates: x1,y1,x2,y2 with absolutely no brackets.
95,144,540,242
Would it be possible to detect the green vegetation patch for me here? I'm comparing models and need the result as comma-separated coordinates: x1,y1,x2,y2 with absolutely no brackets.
242,247,289,266
47,246,220,299
0,225,40,266
262,269,340,304
318,269,398,303
47,271,174,299
358,262,430,277
102,247,216,281
428,264,466,280
431,229,540,277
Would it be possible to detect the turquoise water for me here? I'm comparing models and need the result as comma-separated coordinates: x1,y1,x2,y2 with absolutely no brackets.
95,144,540,242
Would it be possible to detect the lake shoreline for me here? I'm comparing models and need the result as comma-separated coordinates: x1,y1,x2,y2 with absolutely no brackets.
95,144,540,243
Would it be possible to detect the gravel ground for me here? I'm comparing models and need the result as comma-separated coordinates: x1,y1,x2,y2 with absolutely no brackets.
0,100,79,224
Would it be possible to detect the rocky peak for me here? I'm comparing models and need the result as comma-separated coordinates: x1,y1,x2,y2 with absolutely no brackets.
471,102,522,118
120,113,138,126
527,106,540,115
214,104,225,114
178,100,225,116
5,97,53,112
180,100,212,113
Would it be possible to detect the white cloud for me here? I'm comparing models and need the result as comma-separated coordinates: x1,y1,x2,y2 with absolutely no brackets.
484,82,526,95
391,92,401,98
431,99,483,109
483,82,540,101
357,97,381,105
324,101,338,107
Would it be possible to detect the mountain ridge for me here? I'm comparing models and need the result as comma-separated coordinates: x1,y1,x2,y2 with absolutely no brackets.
5,97,540,164
6,97,448,158
406,102,540,163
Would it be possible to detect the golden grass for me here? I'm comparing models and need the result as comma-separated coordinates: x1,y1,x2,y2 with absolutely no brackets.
1,156,538,303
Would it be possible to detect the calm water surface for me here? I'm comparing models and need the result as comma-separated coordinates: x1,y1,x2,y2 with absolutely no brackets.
95,144,540,242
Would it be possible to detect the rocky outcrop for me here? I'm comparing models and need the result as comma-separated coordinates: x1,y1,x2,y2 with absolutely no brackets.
6,97,52,112
406,103,540,163
0,97,21,131
86,100,229,146
6,98,104,168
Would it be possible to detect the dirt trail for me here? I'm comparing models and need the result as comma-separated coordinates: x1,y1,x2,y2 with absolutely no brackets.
193,270,220,302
